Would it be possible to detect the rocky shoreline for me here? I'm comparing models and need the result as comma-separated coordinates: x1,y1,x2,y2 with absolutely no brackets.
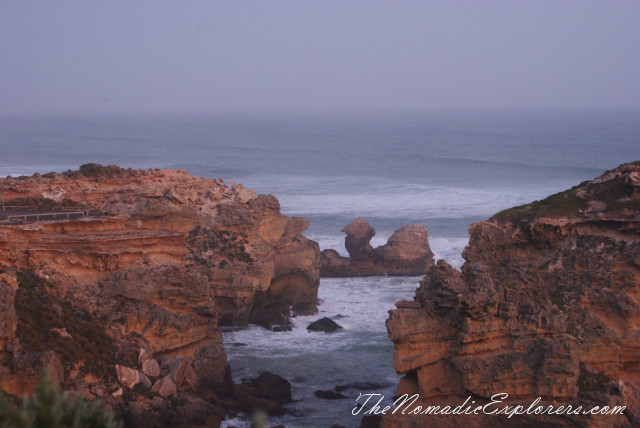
1,162,639,427
0,164,320,426
383,162,640,428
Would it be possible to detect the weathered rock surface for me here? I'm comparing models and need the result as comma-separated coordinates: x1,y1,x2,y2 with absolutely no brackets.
0,164,321,426
321,218,434,277
0,165,320,327
0,273,18,362
383,162,640,428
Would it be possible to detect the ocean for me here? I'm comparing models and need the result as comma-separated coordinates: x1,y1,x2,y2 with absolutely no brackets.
1,109,639,427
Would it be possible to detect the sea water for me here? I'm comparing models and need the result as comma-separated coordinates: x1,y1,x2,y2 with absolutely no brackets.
1,109,639,427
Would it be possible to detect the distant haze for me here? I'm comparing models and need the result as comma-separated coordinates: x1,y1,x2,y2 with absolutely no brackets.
1,1,639,114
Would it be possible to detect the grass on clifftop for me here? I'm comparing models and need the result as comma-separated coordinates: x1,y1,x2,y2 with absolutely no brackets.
491,161,639,223
491,185,589,223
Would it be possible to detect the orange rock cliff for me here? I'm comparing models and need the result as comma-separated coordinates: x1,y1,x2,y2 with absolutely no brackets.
0,164,320,426
383,162,640,428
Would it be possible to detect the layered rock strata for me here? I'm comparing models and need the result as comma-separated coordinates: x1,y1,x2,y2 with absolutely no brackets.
0,164,320,426
320,218,434,277
384,162,640,428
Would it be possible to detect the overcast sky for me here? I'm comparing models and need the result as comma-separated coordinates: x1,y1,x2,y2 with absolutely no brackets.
1,1,639,114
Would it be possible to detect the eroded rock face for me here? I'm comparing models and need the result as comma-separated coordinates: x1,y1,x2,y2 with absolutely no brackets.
0,165,320,426
383,162,640,428
321,219,434,277
0,273,18,362
0,165,320,327
343,218,376,261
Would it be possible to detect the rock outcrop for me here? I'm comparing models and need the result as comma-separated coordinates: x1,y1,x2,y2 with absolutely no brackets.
307,317,343,332
0,165,320,326
320,218,434,277
228,371,292,417
0,164,321,426
383,162,640,428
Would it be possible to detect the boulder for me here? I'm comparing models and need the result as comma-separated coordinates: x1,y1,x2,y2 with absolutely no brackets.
151,375,177,398
116,365,141,389
307,317,343,333
252,372,292,403
142,358,160,378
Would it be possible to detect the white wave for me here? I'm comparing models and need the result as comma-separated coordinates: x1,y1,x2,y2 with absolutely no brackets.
430,236,468,268
0,164,74,177
224,276,418,360
221,416,250,428
253,175,558,220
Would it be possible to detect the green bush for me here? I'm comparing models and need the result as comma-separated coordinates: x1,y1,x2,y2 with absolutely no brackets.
0,369,122,428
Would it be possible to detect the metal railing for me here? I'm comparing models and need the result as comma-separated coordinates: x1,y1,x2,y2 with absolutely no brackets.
1,205,83,212
6,211,87,222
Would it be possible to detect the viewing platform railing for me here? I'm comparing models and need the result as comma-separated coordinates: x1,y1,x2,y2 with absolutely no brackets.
5,211,87,222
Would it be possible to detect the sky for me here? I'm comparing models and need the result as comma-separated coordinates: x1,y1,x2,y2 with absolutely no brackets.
1,1,639,114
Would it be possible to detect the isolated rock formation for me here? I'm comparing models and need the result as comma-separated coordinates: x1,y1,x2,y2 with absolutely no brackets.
321,218,434,276
0,164,320,426
307,317,343,332
383,162,640,428
229,371,292,416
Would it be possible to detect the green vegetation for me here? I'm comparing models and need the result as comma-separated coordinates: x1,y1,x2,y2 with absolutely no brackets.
491,186,588,223
14,271,119,378
0,369,122,428
73,164,128,179
491,163,639,222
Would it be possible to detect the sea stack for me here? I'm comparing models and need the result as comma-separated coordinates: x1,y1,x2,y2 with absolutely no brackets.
320,218,434,277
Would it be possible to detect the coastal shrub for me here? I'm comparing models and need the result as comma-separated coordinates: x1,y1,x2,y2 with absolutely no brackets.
14,271,117,378
0,369,122,428
491,165,639,222
491,187,588,223
77,164,126,178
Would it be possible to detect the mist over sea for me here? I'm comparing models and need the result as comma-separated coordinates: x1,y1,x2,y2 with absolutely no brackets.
2,109,639,427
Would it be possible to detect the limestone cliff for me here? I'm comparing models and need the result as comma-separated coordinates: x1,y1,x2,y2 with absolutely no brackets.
0,164,320,426
321,218,434,277
384,162,640,428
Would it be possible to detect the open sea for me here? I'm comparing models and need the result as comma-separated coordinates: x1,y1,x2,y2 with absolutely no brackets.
1,109,639,427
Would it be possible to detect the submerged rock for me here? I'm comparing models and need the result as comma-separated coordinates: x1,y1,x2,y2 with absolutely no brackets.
307,317,343,332
334,382,384,392
252,372,292,403
231,371,292,417
314,389,348,400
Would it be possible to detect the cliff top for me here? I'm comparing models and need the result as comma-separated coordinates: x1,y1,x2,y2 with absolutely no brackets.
491,161,640,223
0,163,258,217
